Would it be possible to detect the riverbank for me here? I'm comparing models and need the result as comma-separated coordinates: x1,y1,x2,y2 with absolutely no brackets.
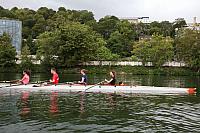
75,66,199,76
0,65,199,76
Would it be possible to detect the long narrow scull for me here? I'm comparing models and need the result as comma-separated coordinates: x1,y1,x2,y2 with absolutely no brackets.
0,84,196,95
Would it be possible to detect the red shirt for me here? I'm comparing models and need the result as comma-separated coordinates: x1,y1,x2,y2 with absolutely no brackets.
52,73,59,85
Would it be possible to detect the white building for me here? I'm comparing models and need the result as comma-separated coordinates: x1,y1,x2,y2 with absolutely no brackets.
120,17,150,24
186,17,200,30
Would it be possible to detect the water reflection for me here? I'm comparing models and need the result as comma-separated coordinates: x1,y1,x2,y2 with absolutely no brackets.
19,91,30,116
1,92,200,132
106,93,117,109
49,92,59,114
79,92,85,118
0,73,200,132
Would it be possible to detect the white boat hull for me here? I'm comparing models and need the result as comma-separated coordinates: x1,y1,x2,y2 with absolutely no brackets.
0,84,196,95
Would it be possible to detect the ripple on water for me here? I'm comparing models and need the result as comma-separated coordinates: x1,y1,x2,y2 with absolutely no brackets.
0,92,200,133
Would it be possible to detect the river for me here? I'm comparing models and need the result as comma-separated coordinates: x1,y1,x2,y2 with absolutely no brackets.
0,73,200,132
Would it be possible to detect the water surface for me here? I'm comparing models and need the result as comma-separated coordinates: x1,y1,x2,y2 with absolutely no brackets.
0,73,200,132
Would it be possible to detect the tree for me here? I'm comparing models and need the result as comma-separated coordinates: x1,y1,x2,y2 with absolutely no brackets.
58,7,67,12
160,21,174,37
25,35,37,55
36,7,55,20
132,34,174,67
0,6,15,18
96,46,119,61
20,44,33,70
96,16,120,39
132,22,150,40
37,22,106,67
132,39,151,65
12,8,36,38
46,9,72,31
76,10,95,24
175,29,200,71
32,14,46,38
107,20,135,57
36,30,61,68
149,21,162,35
149,21,174,37
0,33,16,68
173,18,187,30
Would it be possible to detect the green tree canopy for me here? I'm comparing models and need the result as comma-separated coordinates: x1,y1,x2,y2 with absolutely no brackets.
0,33,16,68
132,34,174,67
20,44,33,70
149,21,174,37
96,46,119,61
0,6,15,18
96,16,120,39
173,18,187,30
37,22,107,67
175,29,200,71
132,22,150,40
107,20,135,57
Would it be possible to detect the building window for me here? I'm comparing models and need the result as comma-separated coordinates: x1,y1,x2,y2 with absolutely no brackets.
0,19,22,54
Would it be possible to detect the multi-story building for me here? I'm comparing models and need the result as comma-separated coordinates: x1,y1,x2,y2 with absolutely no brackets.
0,19,22,54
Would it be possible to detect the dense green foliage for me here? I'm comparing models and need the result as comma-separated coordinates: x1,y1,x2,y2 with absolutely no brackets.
37,22,118,67
0,6,199,71
175,29,200,71
96,46,120,61
132,34,174,67
0,33,16,68
20,44,34,70
149,21,175,37
173,18,187,30
107,20,136,57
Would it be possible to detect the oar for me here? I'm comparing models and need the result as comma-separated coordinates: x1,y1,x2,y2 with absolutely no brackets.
0,83,23,88
0,80,19,83
0,80,19,88
31,80,50,87
65,81,77,85
85,81,105,92
0,81,10,83
31,80,49,84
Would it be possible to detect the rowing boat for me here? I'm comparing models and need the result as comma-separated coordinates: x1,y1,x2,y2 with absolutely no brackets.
0,84,196,95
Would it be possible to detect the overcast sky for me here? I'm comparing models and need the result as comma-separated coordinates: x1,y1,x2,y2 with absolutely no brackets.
1,0,200,23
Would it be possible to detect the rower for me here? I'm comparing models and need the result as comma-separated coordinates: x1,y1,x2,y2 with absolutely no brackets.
19,70,30,85
50,68,59,85
78,69,88,85
105,71,116,85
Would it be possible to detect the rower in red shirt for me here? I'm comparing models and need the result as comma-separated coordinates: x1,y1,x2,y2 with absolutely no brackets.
49,68,59,85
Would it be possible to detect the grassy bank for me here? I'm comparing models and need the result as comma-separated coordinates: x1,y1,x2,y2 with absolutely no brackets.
0,65,199,76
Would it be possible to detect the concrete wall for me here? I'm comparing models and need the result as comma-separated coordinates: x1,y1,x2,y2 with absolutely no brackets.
83,61,186,67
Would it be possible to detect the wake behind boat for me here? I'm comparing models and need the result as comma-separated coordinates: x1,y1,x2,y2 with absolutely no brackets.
0,83,196,95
